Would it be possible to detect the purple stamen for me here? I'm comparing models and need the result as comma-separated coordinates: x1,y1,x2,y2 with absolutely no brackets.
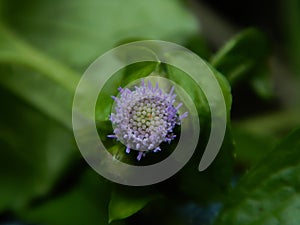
169,86,175,95
176,103,183,110
180,112,188,120
137,152,143,161
153,147,161,152
148,80,152,90
107,134,117,138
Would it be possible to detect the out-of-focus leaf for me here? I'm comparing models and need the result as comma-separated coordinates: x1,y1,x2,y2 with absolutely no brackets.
214,128,300,225
0,25,78,207
184,34,212,60
1,0,199,71
18,170,112,225
233,110,300,137
0,24,79,129
0,65,73,129
250,63,273,99
0,0,200,128
0,87,76,212
109,186,159,223
0,0,200,213
232,126,275,168
0,24,79,92
211,28,272,98
211,28,269,81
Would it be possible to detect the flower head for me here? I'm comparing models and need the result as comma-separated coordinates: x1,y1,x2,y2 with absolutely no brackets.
108,80,187,161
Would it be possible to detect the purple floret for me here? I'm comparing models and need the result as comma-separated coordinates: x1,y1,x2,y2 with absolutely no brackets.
108,80,187,161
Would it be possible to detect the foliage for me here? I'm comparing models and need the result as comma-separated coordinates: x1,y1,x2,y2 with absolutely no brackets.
214,128,300,225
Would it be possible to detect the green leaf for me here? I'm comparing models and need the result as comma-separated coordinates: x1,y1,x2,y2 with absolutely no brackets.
0,65,74,129
0,30,81,200
18,170,112,225
109,186,159,223
249,63,274,99
0,87,76,212
211,28,272,98
233,110,300,138
0,24,79,92
0,0,201,215
0,0,200,128
214,128,300,225
1,0,199,71
0,24,79,129
232,125,275,168
184,34,212,60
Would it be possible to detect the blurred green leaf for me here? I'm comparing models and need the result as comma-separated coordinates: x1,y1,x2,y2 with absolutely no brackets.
18,170,112,225
109,186,159,223
211,28,273,98
184,34,212,60
0,87,76,212
233,110,300,138
1,0,199,71
214,128,300,225
250,63,274,99
0,24,79,92
0,0,201,216
0,0,200,128
232,126,275,168
0,24,79,129
0,65,74,129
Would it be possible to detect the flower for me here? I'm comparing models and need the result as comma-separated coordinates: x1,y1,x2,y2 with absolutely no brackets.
108,80,188,161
